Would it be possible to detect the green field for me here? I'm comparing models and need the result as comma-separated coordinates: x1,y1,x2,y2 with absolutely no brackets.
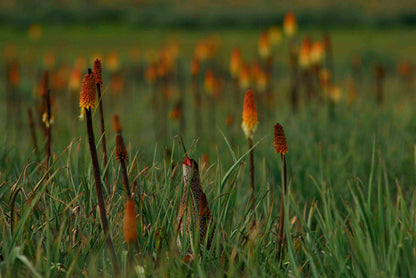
1,26,416,277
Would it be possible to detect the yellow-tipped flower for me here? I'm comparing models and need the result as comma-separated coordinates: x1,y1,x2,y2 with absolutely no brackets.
79,70,96,119
299,37,312,69
258,31,271,59
69,68,82,92
239,64,251,90
204,70,215,95
106,51,120,73
241,89,258,139
94,59,103,85
123,200,138,243
274,123,288,155
283,12,297,37
230,46,242,78
329,85,342,103
310,41,324,65
256,69,268,92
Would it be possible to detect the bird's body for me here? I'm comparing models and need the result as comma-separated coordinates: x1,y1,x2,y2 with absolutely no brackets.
177,157,213,251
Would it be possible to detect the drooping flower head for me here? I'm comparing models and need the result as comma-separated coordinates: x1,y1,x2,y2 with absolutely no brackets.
79,69,96,119
274,123,288,155
94,58,103,85
123,200,138,243
241,89,258,139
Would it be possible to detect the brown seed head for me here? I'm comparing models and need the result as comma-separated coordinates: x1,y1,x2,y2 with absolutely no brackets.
79,69,96,111
274,123,288,155
112,114,122,133
94,59,103,85
123,200,138,243
115,135,128,161
241,89,258,139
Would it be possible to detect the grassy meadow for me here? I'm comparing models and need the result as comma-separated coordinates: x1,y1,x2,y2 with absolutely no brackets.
1,24,416,277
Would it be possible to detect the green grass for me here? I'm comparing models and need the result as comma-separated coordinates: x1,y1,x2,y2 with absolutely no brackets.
1,26,416,277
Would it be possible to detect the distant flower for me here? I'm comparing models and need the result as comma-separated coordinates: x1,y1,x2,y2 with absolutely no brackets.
230,46,242,78
283,12,297,37
258,31,271,59
123,200,138,243
241,89,258,139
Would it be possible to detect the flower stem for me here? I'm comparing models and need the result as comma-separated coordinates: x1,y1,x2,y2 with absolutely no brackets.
85,108,119,274
277,154,287,261
96,83,109,192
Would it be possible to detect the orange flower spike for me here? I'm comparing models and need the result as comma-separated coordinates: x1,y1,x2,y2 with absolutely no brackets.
283,12,297,37
69,68,82,92
79,69,96,119
191,57,200,76
310,41,324,65
123,200,138,243
230,46,242,78
241,89,258,139
112,114,122,133
274,123,288,155
239,64,251,90
258,31,271,59
106,51,120,73
205,70,215,95
145,63,157,84
9,60,20,86
94,59,103,85
299,37,312,69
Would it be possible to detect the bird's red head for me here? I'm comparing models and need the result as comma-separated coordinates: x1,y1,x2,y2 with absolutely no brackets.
182,156,192,166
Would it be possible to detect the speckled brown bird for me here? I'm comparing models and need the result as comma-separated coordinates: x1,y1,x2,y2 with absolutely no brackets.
177,156,214,251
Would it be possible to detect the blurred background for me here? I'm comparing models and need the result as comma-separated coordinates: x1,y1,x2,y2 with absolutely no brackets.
1,0,416,198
